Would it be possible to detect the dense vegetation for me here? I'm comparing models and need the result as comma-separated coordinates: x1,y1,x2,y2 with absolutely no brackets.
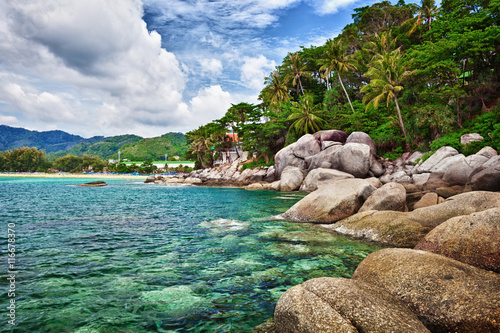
187,0,499,168
51,135,143,159
0,125,103,153
118,133,188,161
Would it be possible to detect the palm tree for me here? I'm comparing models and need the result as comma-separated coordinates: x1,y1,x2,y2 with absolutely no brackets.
361,50,410,145
259,69,291,108
407,0,439,35
283,52,308,95
319,39,357,113
363,31,399,61
287,94,326,136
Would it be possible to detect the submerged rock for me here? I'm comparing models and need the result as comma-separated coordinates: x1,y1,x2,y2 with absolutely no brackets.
76,181,107,187
352,248,500,332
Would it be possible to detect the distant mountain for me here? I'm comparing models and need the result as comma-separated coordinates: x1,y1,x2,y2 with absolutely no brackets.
0,125,103,153
51,134,143,159
119,133,188,161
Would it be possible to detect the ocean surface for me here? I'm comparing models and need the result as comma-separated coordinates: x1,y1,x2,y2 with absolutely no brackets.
0,177,383,332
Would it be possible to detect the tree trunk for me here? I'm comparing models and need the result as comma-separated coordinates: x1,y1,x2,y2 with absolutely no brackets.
338,72,355,113
393,95,409,149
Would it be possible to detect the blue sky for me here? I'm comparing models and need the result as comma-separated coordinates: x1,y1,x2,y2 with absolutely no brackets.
0,0,390,138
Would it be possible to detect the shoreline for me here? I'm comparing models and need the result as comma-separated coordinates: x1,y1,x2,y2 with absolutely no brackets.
0,172,148,180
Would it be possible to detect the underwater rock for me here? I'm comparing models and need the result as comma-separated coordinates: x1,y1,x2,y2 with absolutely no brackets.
76,181,107,187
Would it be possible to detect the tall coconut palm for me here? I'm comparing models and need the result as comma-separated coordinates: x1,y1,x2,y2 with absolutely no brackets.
283,52,308,95
319,39,357,113
361,50,410,145
287,94,326,136
363,31,399,61
259,70,290,108
407,0,439,35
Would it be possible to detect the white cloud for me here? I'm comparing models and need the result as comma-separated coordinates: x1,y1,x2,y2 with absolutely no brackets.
240,55,276,91
199,58,224,78
308,0,360,15
0,115,19,126
188,85,233,127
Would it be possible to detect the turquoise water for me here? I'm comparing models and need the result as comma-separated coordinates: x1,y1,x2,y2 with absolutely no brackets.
0,178,383,332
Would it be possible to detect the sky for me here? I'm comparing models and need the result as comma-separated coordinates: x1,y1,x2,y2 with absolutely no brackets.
0,0,385,138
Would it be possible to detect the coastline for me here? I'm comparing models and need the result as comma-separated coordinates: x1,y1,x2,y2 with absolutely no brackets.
0,172,147,180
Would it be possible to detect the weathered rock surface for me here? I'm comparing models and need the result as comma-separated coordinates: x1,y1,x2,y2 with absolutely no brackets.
416,146,459,174
442,155,474,185
476,146,498,158
471,157,500,191
275,144,307,179
305,145,342,171
409,191,500,228
359,182,406,212
245,183,265,190
415,208,500,273
413,192,439,209
345,131,377,155
293,134,321,159
352,248,500,332
281,179,376,223
312,129,348,143
461,133,484,145
299,168,353,192
337,143,372,178
275,277,429,333
323,210,431,247
280,166,306,192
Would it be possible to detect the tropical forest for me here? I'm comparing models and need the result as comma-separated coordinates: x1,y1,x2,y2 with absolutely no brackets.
186,0,500,169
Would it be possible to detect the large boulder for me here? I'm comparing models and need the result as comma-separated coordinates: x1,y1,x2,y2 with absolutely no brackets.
292,134,321,159
275,277,429,333
408,191,500,228
337,143,372,178
305,145,342,171
281,179,376,223
274,143,307,179
415,146,459,174
429,153,466,175
280,166,306,192
413,192,439,209
352,248,500,332
312,129,348,144
323,210,431,247
345,131,377,155
476,146,498,158
471,156,500,191
415,208,500,273
299,168,354,192
442,155,474,185
359,182,407,212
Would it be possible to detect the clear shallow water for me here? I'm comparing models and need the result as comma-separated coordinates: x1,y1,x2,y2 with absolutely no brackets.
0,178,383,332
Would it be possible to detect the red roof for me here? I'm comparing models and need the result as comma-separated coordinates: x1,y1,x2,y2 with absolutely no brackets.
225,133,239,142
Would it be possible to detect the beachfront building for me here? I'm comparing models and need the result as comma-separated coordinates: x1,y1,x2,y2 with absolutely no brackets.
214,133,247,166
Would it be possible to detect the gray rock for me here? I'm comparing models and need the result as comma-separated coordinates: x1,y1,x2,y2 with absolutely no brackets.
305,145,342,171
359,182,406,212
299,168,354,192
145,175,156,183
442,155,474,185
460,133,484,145
345,131,377,155
407,151,425,165
416,146,459,173
391,170,412,183
412,173,430,187
280,166,306,192
465,154,489,170
281,179,376,223
292,134,321,159
471,162,500,191
352,248,500,332
476,146,498,158
415,208,500,273
369,155,385,177
429,153,466,175
275,143,306,179
275,277,429,333
270,180,281,191
321,141,341,150
337,143,372,178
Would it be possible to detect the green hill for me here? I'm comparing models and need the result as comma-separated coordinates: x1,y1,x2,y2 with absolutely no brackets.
119,133,187,161
51,134,143,159
0,125,103,153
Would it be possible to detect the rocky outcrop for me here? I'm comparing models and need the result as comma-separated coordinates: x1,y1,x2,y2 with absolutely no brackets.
461,133,484,145
299,168,353,192
275,277,429,333
280,166,307,192
352,249,500,332
358,182,406,212
415,208,500,273
413,192,440,209
336,143,372,178
281,179,376,223
345,131,377,155
471,155,500,191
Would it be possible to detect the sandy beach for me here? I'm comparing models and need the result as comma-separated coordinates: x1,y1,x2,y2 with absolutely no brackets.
0,172,148,180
